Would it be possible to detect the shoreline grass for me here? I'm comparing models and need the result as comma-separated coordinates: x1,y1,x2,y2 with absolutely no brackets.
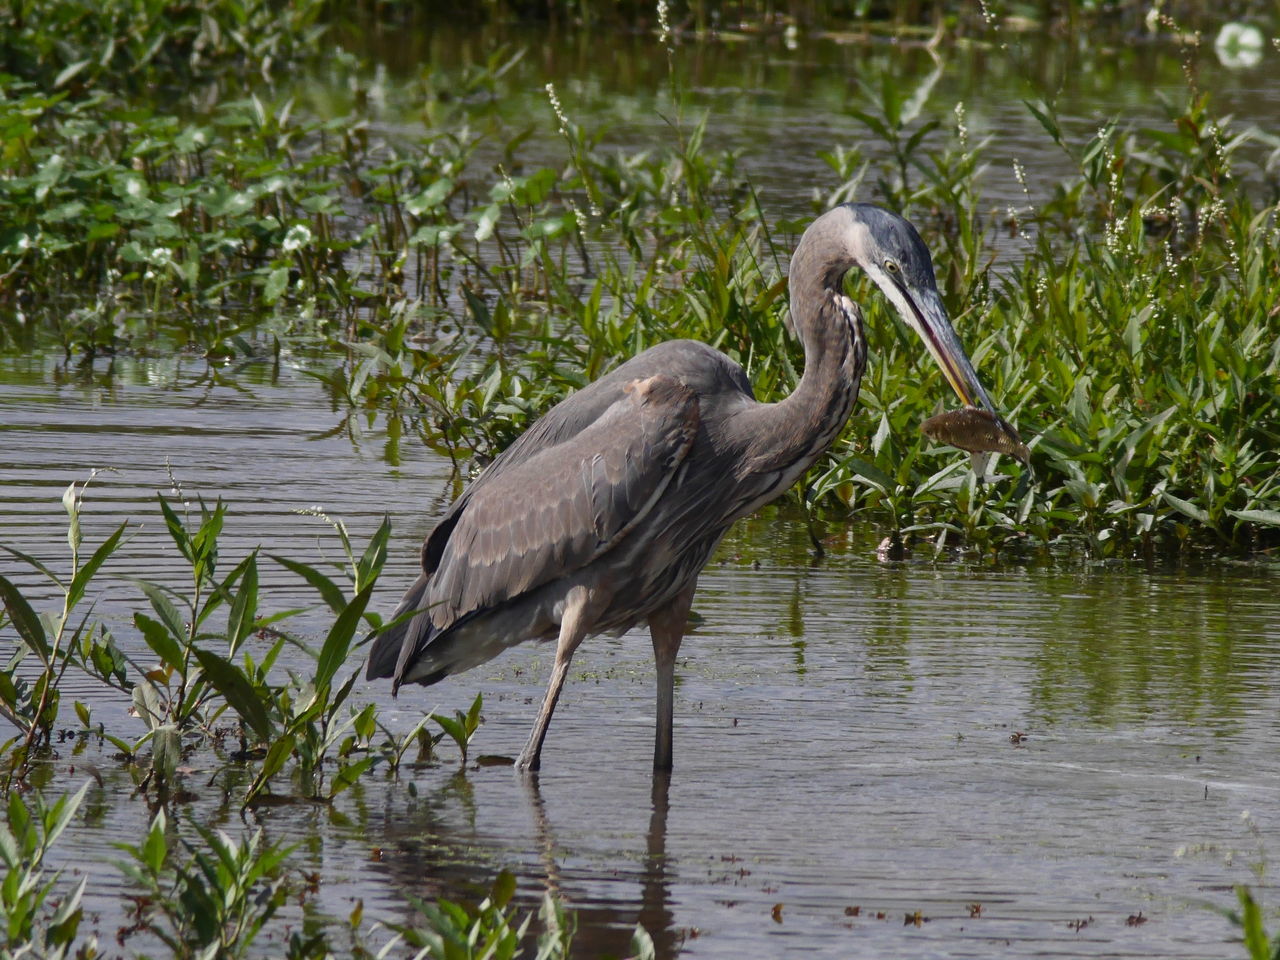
2,5,1279,565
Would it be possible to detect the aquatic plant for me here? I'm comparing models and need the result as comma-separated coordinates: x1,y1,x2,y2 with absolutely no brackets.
1226,885,1280,960
2,0,328,93
116,808,292,957
0,485,541,955
382,870,574,960
0,782,95,958
0,478,130,775
431,692,485,769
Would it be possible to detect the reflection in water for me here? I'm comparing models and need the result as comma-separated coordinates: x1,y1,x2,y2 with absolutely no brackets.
375,769,682,959
523,772,681,959
639,773,678,960
1027,572,1277,731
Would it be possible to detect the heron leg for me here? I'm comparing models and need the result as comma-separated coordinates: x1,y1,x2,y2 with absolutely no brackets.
516,587,594,772
648,586,695,772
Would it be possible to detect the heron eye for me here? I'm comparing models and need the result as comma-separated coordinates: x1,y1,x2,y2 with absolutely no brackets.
884,259,900,274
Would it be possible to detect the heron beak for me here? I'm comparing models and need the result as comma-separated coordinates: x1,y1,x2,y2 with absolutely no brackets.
901,284,1023,448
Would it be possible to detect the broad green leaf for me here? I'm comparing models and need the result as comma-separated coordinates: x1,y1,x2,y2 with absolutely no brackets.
1228,509,1280,528
328,756,375,799
68,521,126,611
192,648,272,741
432,712,465,748
315,582,375,694
133,611,184,670
0,572,50,660
0,669,21,710
156,495,194,563
268,555,346,614
492,869,516,909
142,810,169,875
44,781,90,851
248,732,296,801
465,692,483,734
355,517,391,588
1162,492,1210,524
53,59,91,89
226,553,259,655
871,411,892,457
134,581,188,645
104,733,137,757
406,177,452,215
150,724,182,782
844,456,895,493
1023,99,1063,146
63,483,82,554
263,266,289,305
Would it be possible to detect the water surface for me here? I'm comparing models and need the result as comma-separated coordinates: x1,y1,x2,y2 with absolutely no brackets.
2,354,1277,958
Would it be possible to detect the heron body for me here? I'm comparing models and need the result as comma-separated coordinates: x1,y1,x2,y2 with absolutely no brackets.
366,202,1020,771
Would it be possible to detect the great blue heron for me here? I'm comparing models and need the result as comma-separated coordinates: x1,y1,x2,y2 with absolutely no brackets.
367,202,1020,771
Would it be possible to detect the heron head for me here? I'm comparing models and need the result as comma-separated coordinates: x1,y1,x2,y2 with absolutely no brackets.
803,203,1022,450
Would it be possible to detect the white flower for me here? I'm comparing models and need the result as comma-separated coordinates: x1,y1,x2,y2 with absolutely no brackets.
282,223,312,253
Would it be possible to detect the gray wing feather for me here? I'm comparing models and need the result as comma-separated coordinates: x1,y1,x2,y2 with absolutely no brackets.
369,341,741,686
426,375,698,627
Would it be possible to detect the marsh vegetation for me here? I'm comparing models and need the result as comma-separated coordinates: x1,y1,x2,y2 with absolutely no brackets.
2,1,1279,957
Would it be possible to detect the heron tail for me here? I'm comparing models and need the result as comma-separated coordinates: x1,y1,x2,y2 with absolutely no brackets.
365,571,441,691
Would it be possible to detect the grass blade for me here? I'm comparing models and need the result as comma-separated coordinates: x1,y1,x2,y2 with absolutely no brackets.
315,581,375,694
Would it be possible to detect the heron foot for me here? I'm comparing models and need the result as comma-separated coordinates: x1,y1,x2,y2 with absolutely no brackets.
514,749,541,772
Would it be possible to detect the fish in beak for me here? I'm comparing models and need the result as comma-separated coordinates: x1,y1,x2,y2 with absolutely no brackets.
895,284,1028,467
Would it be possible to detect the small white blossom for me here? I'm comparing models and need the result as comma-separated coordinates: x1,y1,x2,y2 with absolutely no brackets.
282,223,312,253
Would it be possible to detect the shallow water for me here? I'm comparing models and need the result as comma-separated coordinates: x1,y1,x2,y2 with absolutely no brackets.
318,18,1280,238
2,353,1278,958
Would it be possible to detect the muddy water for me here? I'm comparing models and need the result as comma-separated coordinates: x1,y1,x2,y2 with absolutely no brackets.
2,353,1278,958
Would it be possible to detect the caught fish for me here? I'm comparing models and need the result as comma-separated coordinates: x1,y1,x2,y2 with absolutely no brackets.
920,406,1030,466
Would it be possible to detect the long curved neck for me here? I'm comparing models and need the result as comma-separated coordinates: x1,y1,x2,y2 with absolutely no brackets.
735,237,866,478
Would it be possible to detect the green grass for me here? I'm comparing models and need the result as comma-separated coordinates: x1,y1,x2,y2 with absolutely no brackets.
3,5,1278,559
